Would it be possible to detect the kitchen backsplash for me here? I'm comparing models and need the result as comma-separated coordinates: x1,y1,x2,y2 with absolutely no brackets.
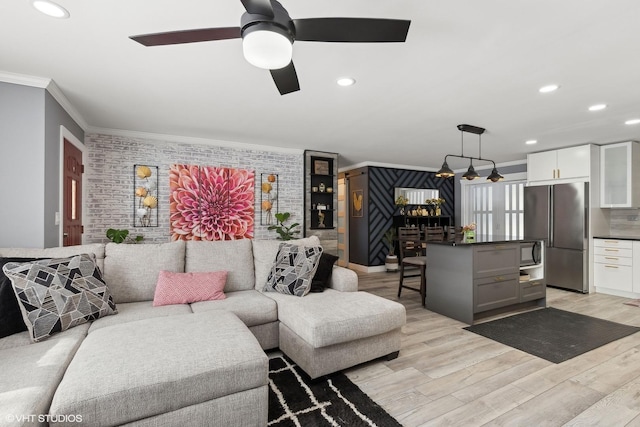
608,209,640,238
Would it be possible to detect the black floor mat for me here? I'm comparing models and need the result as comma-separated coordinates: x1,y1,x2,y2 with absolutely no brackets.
464,307,640,363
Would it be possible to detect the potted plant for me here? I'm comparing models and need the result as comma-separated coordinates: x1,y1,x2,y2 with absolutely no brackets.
462,222,476,242
268,212,300,240
383,227,398,272
106,228,144,244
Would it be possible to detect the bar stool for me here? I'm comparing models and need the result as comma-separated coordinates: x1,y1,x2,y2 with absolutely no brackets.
397,227,427,306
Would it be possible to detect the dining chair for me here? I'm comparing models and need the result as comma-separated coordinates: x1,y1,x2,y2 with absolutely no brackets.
397,227,426,306
425,226,445,242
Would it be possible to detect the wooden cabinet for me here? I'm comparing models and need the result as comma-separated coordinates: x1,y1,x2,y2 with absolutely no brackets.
471,243,546,313
594,239,634,294
473,244,519,278
520,279,546,302
528,145,592,183
474,274,519,313
304,150,338,254
472,244,525,313
600,141,640,208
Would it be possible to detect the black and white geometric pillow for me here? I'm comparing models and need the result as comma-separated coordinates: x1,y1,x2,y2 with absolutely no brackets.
263,243,323,297
2,254,117,342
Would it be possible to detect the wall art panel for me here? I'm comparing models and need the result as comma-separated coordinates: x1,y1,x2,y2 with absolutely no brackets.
170,164,254,240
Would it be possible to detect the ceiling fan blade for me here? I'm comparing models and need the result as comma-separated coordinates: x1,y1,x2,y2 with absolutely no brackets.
240,0,274,17
270,62,300,95
130,27,241,46
293,18,410,42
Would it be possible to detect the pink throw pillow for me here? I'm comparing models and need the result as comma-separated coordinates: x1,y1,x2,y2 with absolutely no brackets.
153,270,227,306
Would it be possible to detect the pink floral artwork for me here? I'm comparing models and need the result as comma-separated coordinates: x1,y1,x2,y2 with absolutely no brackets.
170,164,254,240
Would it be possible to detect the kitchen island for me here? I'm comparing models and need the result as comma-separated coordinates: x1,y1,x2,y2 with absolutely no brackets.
425,236,546,324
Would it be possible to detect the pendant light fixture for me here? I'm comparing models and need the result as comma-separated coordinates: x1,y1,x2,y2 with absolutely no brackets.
462,160,480,180
435,124,504,182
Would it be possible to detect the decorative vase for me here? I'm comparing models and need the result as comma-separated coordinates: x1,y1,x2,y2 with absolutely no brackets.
436,207,442,216
399,207,405,215
385,255,398,272
464,230,475,243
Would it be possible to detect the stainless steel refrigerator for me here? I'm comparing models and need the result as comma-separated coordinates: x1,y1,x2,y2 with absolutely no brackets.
524,182,589,293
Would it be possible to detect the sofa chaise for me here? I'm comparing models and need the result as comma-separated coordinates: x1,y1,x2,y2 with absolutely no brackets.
0,236,405,426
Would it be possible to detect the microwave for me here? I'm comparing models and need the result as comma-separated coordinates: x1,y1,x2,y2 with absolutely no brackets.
520,241,541,266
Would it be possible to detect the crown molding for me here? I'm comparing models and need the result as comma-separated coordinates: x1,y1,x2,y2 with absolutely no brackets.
0,71,88,131
0,70,50,88
45,80,88,130
86,126,305,155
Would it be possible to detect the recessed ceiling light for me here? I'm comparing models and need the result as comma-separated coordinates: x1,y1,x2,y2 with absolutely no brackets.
625,119,640,125
525,140,538,145
337,77,356,87
539,84,559,93
589,104,607,111
32,0,70,18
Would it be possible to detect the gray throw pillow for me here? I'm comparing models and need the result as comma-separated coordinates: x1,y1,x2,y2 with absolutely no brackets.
263,243,323,297
2,254,117,342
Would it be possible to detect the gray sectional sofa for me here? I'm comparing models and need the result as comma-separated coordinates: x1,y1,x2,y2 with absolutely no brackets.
0,236,406,426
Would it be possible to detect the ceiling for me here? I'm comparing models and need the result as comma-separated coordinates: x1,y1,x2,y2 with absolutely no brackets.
2,0,640,170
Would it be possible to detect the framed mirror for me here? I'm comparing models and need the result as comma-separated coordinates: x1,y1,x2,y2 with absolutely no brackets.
394,187,439,205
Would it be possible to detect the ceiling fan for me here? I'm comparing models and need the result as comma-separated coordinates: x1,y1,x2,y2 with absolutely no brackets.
130,0,411,95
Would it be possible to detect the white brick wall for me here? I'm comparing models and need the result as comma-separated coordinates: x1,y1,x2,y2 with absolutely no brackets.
84,133,304,243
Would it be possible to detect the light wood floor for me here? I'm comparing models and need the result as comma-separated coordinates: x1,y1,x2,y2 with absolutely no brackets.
344,271,640,427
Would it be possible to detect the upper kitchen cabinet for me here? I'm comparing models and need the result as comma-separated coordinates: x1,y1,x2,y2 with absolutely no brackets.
528,145,593,183
600,141,640,208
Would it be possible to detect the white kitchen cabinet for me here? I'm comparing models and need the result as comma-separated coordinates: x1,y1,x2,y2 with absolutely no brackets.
528,145,592,183
594,238,634,295
600,141,640,208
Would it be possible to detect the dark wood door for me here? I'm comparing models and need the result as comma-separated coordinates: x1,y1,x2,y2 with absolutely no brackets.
63,139,83,246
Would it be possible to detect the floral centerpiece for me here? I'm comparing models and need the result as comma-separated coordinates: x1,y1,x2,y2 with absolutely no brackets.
395,195,409,215
462,222,476,242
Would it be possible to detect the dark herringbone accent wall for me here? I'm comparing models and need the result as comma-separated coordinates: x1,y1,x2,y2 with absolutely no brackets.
368,167,454,265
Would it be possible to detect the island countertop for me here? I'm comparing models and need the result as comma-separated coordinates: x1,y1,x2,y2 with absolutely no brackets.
429,235,543,246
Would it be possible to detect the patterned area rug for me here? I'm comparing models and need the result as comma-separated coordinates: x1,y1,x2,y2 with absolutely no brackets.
464,307,640,364
268,356,401,427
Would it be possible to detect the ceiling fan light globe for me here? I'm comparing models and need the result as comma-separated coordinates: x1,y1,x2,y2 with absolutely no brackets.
242,30,292,70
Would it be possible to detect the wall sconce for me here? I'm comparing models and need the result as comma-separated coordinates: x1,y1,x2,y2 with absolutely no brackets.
133,165,159,227
436,124,504,182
